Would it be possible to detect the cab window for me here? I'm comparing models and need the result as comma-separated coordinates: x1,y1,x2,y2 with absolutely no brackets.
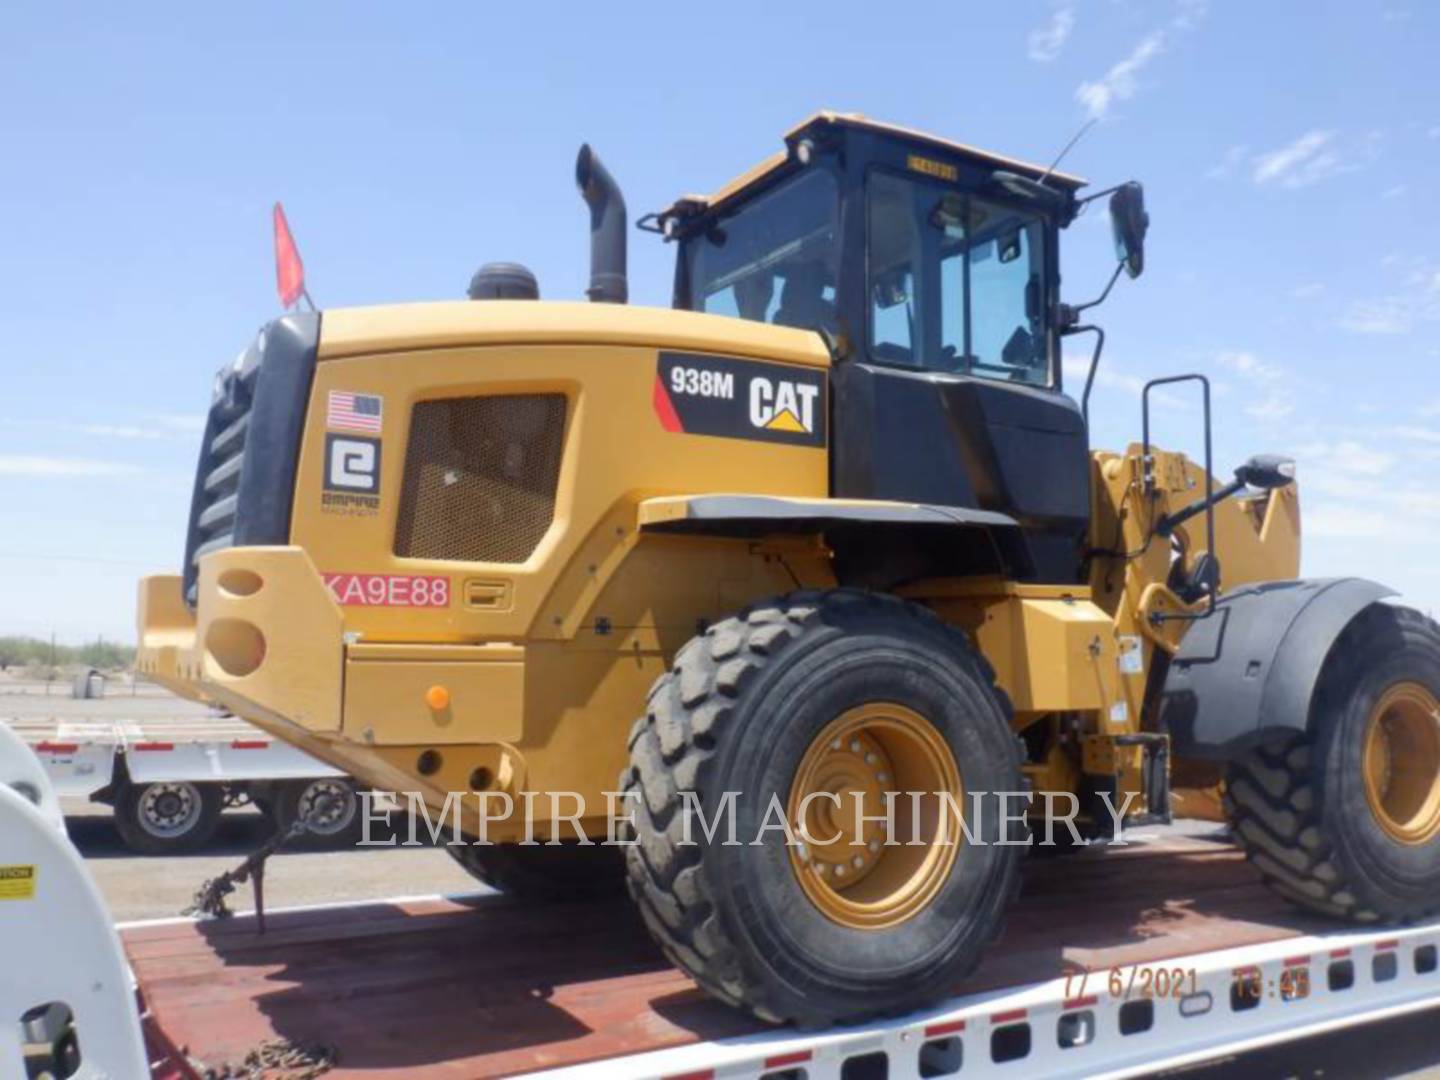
683,168,840,335
867,169,1050,386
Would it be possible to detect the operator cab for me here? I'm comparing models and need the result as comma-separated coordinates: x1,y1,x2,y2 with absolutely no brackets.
651,113,1094,583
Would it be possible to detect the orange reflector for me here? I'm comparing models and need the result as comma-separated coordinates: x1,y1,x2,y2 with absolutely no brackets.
426,685,451,711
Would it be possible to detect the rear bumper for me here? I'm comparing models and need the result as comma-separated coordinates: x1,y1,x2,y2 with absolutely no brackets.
136,548,529,802
137,547,346,766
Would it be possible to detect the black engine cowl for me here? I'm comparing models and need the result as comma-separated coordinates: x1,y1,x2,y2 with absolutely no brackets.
468,262,540,301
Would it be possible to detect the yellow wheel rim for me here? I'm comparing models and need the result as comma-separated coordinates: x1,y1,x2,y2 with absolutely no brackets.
1362,681,1440,846
786,703,962,930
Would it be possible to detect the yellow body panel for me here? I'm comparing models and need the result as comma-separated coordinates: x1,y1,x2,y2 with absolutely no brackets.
317,301,832,367
134,575,210,703
916,590,1122,717
292,340,827,645
343,643,526,745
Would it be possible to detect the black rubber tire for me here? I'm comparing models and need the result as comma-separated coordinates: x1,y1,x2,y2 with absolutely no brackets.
272,778,364,849
114,780,223,854
447,841,626,901
1224,604,1440,923
621,589,1025,1026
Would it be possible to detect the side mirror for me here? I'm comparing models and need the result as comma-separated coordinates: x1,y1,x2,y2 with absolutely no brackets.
1235,454,1296,491
1109,182,1149,279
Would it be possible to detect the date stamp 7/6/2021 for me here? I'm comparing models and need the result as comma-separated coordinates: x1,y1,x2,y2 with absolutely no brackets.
1062,961,1314,1004
1063,964,1201,1002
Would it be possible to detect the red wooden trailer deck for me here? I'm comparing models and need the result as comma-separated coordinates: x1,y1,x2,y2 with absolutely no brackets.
123,833,1379,1078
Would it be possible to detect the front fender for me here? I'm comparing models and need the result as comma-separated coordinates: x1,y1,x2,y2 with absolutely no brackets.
1160,577,1396,760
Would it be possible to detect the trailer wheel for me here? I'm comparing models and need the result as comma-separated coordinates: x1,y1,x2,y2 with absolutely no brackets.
1225,604,1440,923
114,780,222,854
272,778,363,848
447,842,625,900
622,589,1024,1026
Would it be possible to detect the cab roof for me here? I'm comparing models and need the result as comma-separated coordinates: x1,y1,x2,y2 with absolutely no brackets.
658,111,1087,224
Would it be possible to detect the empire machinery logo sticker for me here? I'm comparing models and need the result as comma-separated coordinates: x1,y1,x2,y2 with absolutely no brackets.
321,389,384,516
322,433,382,516
653,352,826,448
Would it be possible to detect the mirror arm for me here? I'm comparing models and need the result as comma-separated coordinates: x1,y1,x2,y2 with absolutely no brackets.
1064,262,1125,323
1156,477,1247,539
1059,262,1125,345
1074,182,1130,210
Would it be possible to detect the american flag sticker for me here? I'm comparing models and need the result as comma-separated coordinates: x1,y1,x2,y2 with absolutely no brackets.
327,390,383,433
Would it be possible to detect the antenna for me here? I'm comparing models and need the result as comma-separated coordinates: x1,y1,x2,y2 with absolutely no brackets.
1036,118,1097,188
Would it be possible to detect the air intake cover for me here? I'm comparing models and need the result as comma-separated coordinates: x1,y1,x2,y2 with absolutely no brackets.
395,395,567,564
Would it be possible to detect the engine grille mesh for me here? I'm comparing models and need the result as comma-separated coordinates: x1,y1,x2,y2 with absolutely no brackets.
395,394,567,564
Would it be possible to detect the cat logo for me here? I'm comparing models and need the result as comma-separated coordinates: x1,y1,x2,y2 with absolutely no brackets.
654,351,826,448
749,377,820,435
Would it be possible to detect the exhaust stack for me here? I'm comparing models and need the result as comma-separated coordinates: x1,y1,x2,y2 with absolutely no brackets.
575,144,627,304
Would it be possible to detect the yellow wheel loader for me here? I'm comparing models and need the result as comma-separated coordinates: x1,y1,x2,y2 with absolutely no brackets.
137,112,1440,1026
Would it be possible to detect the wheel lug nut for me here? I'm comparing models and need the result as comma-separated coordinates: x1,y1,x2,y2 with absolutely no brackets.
865,753,879,765
877,772,890,784
869,840,880,853
835,864,847,877
849,740,862,753
852,855,864,869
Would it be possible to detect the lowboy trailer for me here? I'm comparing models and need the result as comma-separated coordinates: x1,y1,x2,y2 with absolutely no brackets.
4,712,362,853
3,730,1438,1080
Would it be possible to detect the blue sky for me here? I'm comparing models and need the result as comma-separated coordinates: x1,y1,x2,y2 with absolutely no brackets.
2,1,1438,642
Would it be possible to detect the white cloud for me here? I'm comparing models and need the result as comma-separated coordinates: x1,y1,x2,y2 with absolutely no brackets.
0,455,144,478
1028,5,1076,62
1214,350,1293,422
1383,7,1413,22
1243,397,1294,422
1073,2,1206,121
1292,440,1406,537
152,413,204,433
1205,144,1248,180
1251,131,1344,188
66,414,205,441
1076,33,1167,120
1326,440,1398,476
1339,297,1411,334
1430,125,1440,140
1382,183,1408,199
76,424,164,440
1172,0,1209,31
1306,507,1390,538
1339,261,1440,335
1290,282,1325,299
1393,425,1440,445
1216,350,1282,383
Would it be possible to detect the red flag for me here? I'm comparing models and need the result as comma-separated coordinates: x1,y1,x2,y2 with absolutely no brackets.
272,202,305,309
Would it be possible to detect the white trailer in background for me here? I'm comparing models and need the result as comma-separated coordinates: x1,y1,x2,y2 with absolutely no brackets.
4,713,360,852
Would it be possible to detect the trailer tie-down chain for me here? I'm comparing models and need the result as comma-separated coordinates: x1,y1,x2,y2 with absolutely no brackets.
182,792,343,931
196,1035,336,1079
